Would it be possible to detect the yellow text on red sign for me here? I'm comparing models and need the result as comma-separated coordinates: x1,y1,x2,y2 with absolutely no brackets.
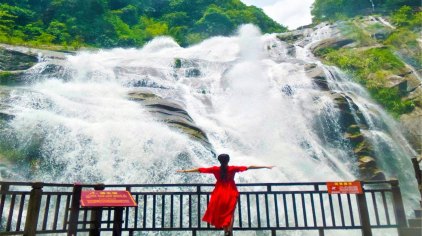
80,190,137,207
326,181,363,194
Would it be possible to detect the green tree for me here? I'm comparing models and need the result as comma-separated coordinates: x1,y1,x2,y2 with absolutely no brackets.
194,6,234,36
0,0,286,48
391,5,413,27
47,20,70,44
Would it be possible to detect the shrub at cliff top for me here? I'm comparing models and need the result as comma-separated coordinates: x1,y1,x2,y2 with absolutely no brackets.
321,47,414,117
311,0,420,22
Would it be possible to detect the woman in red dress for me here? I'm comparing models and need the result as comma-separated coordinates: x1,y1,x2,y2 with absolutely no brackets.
177,154,273,236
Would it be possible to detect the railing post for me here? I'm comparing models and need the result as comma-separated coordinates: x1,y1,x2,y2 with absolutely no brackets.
113,207,124,236
411,158,422,204
89,184,105,236
0,183,10,226
24,182,43,236
356,184,372,236
390,180,407,235
67,183,82,236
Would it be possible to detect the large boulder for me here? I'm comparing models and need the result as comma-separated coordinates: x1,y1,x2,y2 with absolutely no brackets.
127,90,213,153
305,63,329,90
0,71,26,85
0,44,69,85
0,48,38,71
310,37,355,55
400,107,422,154
276,31,304,44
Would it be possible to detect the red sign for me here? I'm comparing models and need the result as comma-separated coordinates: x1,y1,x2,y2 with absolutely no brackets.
326,181,363,194
80,190,137,207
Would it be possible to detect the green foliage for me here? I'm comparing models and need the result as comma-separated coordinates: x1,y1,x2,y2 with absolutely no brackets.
324,47,405,76
339,22,376,46
0,0,286,48
321,47,414,117
384,28,421,69
370,87,415,117
311,0,420,21
391,5,413,26
311,0,372,22
194,5,234,35
174,58,182,68
390,6,422,29
384,7,422,70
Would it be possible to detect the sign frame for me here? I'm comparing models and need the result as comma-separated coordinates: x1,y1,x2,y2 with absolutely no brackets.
326,181,363,194
80,190,137,207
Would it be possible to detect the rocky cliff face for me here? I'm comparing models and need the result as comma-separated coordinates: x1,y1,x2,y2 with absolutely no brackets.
300,17,421,156
276,17,420,180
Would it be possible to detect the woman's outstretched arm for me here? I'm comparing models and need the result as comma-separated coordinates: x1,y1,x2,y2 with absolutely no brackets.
248,165,274,170
176,168,200,173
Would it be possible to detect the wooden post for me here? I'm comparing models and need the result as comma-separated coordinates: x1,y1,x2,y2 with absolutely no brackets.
390,180,407,236
112,207,124,236
24,182,43,236
89,184,105,236
67,184,82,236
356,190,372,236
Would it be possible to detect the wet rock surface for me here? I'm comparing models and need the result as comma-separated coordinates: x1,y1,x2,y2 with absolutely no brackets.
0,48,38,71
0,44,70,85
310,37,355,55
305,63,329,90
400,107,422,154
127,90,213,153
302,20,422,156
330,92,386,180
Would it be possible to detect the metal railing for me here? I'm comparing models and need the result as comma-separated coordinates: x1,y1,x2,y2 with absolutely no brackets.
0,180,408,235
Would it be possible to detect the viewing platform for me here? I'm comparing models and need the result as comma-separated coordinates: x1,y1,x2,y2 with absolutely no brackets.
0,180,419,235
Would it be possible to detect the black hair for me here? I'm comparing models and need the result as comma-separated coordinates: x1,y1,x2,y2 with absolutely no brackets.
218,154,230,181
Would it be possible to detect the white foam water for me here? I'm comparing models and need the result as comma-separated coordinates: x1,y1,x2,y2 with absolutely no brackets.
0,25,419,232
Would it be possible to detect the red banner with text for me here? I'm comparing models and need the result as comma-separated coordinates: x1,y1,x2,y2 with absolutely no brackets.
326,181,363,194
80,190,137,207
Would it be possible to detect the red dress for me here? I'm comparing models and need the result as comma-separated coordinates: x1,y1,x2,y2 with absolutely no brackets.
198,166,248,228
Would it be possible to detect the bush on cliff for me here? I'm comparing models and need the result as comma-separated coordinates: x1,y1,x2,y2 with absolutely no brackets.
322,47,415,117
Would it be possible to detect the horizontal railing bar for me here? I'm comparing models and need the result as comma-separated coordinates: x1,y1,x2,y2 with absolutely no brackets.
131,190,378,195
1,223,399,235
4,190,397,196
0,232,26,235
0,191,33,194
41,192,73,194
364,189,393,192
0,181,396,188
116,225,398,231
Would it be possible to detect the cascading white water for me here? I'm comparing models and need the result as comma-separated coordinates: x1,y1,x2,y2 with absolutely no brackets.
369,0,375,12
0,24,419,218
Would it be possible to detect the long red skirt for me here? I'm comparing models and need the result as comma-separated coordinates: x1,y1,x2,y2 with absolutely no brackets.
202,189,238,228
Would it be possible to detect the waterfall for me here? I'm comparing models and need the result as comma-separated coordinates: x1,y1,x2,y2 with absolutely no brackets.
369,0,375,12
0,24,419,214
